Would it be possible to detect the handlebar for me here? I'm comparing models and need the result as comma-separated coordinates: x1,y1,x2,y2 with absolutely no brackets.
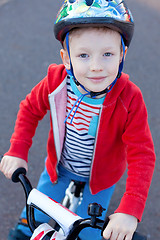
11,167,38,232
12,167,27,182
11,168,147,240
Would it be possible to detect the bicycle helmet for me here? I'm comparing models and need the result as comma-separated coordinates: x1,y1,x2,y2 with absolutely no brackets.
54,0,134,47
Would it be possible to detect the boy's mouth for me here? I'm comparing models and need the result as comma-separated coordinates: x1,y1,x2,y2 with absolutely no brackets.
87,76,106,82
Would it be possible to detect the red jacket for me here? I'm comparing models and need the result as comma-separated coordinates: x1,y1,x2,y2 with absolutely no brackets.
6,64,155,221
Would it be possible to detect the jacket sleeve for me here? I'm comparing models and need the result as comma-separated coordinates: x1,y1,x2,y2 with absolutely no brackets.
115,88,156,221
5,76,50,162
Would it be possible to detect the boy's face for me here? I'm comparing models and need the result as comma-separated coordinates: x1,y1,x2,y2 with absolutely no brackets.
61,28,126,95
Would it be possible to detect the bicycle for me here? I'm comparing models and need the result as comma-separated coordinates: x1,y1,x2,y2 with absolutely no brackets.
11,167,147,240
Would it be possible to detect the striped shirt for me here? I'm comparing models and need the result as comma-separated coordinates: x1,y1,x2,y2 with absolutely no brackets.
60,76,105,177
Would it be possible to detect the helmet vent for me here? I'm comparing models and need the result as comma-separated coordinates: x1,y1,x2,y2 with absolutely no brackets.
86,0,94,6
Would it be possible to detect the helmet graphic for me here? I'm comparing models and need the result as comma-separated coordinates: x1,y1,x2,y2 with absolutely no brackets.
54,0,134,46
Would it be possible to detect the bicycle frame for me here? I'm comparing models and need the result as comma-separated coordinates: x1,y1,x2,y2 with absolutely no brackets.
61,180,85,212
28,188,107,239
11,168,147,240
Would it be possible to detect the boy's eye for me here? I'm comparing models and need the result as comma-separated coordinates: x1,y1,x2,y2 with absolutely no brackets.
79,53,89,58
104,52,112,57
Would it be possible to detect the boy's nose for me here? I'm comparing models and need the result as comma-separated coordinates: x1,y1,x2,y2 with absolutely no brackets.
90,57,103,72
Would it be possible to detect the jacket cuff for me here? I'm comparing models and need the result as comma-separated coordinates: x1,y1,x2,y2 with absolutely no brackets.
4,141,29,162
114,194,145,222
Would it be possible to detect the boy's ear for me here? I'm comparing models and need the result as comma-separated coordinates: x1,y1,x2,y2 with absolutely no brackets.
60,49,70,70
124,46,128,60
120,46,128,63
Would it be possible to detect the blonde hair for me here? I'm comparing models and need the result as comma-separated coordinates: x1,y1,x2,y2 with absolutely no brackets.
63,26,122,50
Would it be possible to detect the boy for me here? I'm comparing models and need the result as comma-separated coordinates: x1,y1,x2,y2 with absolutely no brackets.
0,1,156,240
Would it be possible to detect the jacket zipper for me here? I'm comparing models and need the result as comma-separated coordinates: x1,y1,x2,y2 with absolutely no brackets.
48,78,67,183
89,105,103,194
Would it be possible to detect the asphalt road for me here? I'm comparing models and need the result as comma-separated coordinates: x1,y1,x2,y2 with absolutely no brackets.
0,0,160,239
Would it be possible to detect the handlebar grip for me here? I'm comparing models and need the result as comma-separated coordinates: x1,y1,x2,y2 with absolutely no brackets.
12,167,27,183
101,218,147,240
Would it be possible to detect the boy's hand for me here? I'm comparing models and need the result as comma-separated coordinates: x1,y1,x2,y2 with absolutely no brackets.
103,213,138,240
0,155,28,179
